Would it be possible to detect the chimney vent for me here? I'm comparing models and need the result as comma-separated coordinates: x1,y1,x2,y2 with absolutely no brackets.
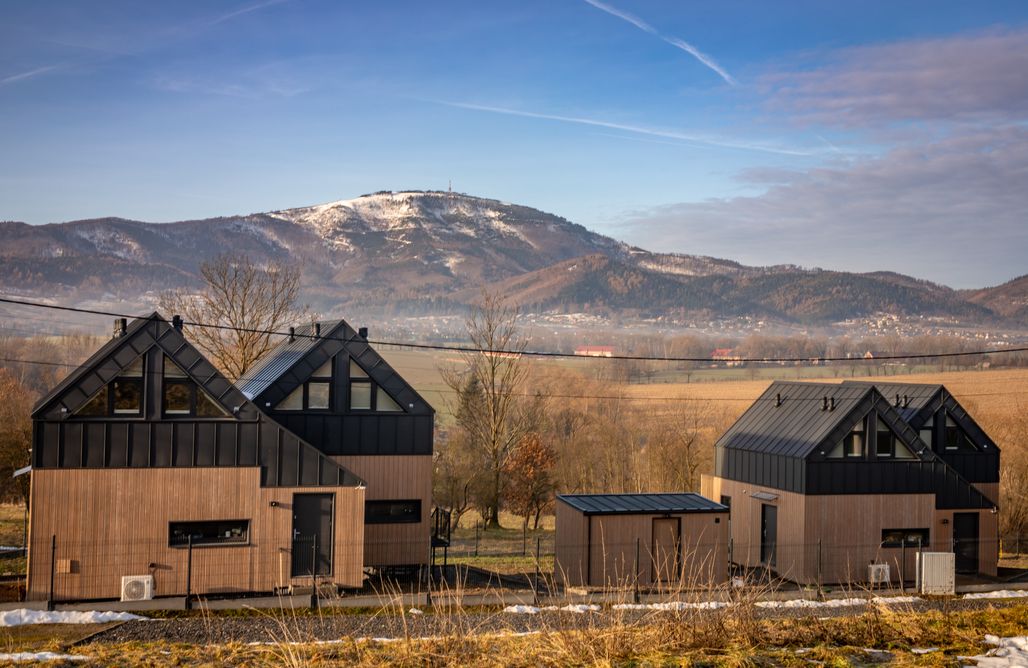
172,315,183,331
822,396,829,411
288,327,295,343
313,323,321,338
113,318,127,338
895,394,901,407
903,394,909,408
358,327,368,340
829,396,836,411
775,393,782,407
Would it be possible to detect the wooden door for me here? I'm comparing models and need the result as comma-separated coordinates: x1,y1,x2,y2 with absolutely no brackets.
292,493,334,577
651,517,681,584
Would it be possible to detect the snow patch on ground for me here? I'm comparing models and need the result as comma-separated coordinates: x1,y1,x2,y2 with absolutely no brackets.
0,652,89,662
407,608,424,615
613,601,731,611
0,609,145,627
756,596,918,609
964,590,1028,600
503,604,600,614
966,636,1028,667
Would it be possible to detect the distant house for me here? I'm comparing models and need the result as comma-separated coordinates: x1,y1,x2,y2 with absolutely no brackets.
574,346,615,358
28,314,365,602
701,381,999,585
236,320,438,570
710,348,742,367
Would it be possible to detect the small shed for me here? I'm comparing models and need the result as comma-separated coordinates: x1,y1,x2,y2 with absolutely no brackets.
555,493,729,589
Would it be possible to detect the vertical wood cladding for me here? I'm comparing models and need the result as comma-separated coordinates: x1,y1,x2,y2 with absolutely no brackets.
26,468,364,601
334,455,433,566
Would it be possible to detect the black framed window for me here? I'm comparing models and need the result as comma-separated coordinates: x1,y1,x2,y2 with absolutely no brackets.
365,500,421,524
945,415,977,451
277,358,333,410
843,420,865,458
162,356,227,417
348,359,404,412
75,357,143,417
881,528,929,548
170,520,249,547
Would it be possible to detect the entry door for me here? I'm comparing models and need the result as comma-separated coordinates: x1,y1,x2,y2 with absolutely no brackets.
651,518,681,583
953,512,979,574
291,493,334,578
761,504,777,567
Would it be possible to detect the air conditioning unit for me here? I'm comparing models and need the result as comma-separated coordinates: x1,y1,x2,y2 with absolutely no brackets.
916,552,955,595
121,575,154,602
868,563,890,585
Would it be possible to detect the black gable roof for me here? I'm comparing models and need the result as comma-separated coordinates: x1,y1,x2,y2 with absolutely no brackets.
841,381,943,423
236,319,433,415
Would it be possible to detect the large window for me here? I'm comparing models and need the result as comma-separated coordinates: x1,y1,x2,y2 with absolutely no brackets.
162,356,226,417
875,422,915,459
169,520,249,547
349,359,403,412
277,358,333,411
76,357,144,417
881,528,929,548
945,415,977,451
844,420,865,458
365,500,421,524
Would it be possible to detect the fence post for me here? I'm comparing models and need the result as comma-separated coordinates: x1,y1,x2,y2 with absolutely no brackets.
900,541,906,593
534,537,541,605
474,522,480,557
185,535,193,610
817,539,822,596
634,537,640,604
523,523,527,557
47,535,57,612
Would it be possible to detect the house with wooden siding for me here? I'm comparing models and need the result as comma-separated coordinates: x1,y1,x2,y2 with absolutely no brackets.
701,381,999,585
555,493,729,589
235,320,436,570
27,314,366,602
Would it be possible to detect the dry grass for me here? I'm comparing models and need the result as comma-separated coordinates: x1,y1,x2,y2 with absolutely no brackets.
49,600,1028,667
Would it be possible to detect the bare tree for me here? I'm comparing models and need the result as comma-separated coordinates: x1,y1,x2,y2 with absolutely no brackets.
159,254,305,380
441,292,532,528
0,368,34,506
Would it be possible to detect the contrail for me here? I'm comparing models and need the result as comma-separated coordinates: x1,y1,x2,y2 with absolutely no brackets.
440,101,812,156
582,0,737,86
0,65,60,87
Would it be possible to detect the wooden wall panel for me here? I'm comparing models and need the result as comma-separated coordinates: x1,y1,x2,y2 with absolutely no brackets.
27,468,364,601
334,455,432,566
554,501,588,587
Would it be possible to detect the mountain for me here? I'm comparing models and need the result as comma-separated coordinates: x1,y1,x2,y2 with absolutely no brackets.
0,190,1020,328
963,275,1028,321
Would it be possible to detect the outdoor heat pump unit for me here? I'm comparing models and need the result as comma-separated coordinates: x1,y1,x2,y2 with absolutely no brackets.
916,552,955,595
867,563,890,585
120,575,155,602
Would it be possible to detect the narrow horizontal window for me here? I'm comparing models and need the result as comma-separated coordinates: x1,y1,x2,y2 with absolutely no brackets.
169,520,249,547
881,528,928,548
365,500,421,524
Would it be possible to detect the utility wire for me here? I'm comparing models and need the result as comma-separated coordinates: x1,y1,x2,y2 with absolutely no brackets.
1,295,1026,364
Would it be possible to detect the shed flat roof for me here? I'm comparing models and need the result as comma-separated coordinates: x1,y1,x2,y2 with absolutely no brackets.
557,493,727,515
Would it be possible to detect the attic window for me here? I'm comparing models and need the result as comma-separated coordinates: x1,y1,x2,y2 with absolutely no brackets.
162,356,228,417
945,415,977,451
348,359,404,412
75,357,144,417
276,357,333,411
875,421,915,459
844,420,865,458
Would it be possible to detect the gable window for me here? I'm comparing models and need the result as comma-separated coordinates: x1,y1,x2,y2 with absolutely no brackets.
844,420,865,458
276,358,333,411
365,500,421,524
76,357,144,417
349,359,404,412
919,427,934,450
945,415,977,451
875,421,915,459
169,520,249,547
162,356,227,417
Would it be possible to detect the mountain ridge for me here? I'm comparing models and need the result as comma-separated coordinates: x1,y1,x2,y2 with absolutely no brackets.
0,190,1024,328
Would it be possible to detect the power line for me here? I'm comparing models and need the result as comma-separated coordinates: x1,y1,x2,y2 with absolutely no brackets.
1,295,1026,364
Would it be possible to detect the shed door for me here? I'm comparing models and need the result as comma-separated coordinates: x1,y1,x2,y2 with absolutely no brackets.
651,518,681,583
292,493,334,577
760,504,777,567
953,512,979,574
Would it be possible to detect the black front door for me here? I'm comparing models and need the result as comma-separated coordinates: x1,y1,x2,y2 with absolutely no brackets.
292,493,334,577
761,504,777,567
953,512,979,574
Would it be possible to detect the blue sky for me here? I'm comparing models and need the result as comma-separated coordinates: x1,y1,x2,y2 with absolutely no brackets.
2,1,1027,288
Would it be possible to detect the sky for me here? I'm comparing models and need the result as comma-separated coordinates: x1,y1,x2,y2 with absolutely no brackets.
1,1,1027,288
